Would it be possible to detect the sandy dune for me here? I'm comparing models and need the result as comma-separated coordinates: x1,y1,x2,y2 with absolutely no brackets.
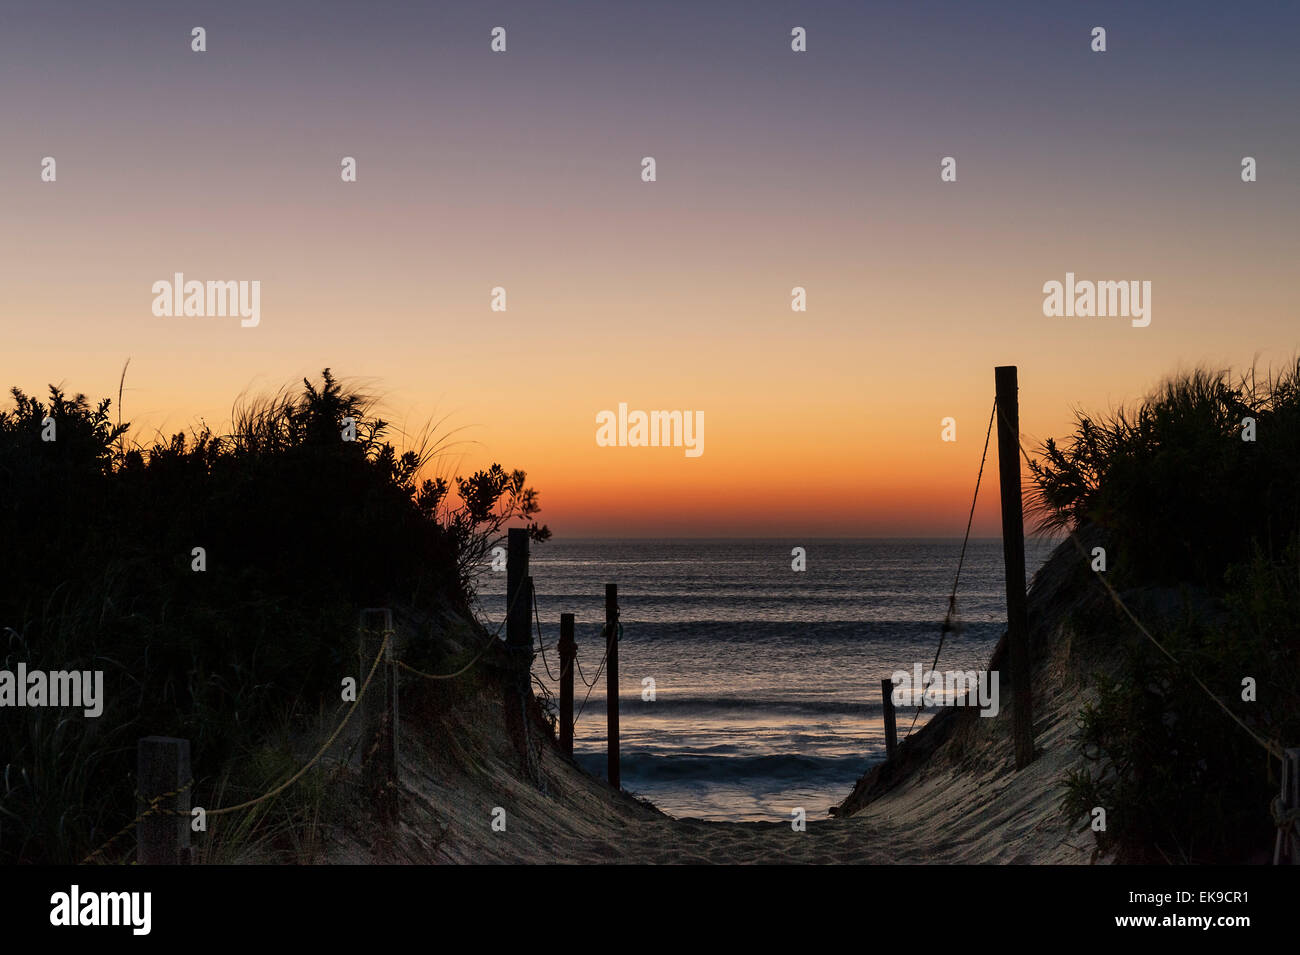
323,614,1101,864
316,537,1109,864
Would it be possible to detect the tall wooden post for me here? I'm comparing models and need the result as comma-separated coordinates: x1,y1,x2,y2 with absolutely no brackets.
605,584,620,789
881,678,898,761
137,736,191,865
506,528,530,649
995,365,1036,769
558,613,577,757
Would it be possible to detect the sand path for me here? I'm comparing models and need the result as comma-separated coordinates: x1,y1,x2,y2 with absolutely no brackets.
324,651,1098,865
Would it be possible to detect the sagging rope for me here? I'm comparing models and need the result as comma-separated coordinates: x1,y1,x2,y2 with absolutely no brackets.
901,394,1283,764
206,632,389,816
573,623,621,727
1003,409,1285,763
82,633,391,863
532,583,558,681
84,550,552,862
400,575,548,791
82,778,196,864
398,574,528,682
905,396,996,739
575,650,602,688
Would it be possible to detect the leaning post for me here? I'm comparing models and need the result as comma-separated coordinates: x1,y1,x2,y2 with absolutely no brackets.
606,584,620,789
881,678,899,761
994,365,1036,769
558,613,577,757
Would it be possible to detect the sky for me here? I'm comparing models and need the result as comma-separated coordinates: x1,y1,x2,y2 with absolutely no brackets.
2,1,1297,537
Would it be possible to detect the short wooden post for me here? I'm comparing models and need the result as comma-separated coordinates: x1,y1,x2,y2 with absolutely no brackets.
605,584,620,789
506,528,530,649
881,678,898,761
995,365,1036,769
388,627,399,776
137,736,191,865
1275,748,1300,864
359,608,398,786
558,613,577,757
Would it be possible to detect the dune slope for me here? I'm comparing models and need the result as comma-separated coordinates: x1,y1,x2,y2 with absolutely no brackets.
323,539,1108,863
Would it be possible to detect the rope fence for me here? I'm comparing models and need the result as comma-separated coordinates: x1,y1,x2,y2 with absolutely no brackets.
895,385,1294,859
905,396,996,739
573,623,620,728
88,396,1295,864
86,576,531,863
532,583,559,681
901,392,1284,764
398,569,534,683
82,633,390,864
1003,410,1285,763
86,535,599,865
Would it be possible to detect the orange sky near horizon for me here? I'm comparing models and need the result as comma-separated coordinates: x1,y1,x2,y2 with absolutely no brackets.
2,3,1297,537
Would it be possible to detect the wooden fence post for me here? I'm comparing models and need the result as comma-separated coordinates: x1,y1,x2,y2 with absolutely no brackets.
137,736,191,865
359,608,398,789
558,613,576,757
506,528,530,649
995,365,1036,769
1276,747,1300,864
606,584,620,789
388,624,399,777
881,678,898,762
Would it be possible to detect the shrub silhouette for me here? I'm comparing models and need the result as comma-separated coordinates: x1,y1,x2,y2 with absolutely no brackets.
0,369,548,863
1032,362,1300,862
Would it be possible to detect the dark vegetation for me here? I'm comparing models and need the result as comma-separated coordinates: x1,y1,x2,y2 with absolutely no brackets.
0,369,548,863
1031,364,1300,862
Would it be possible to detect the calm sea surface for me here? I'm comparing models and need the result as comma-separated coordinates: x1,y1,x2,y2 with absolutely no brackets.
480,538,1055,822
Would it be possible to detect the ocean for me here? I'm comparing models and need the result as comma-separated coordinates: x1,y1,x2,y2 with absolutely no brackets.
482,538,1056,822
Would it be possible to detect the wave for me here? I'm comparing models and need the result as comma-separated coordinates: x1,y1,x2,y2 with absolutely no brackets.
582,695,894,717
533,619,1006,643
574,751,875,782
